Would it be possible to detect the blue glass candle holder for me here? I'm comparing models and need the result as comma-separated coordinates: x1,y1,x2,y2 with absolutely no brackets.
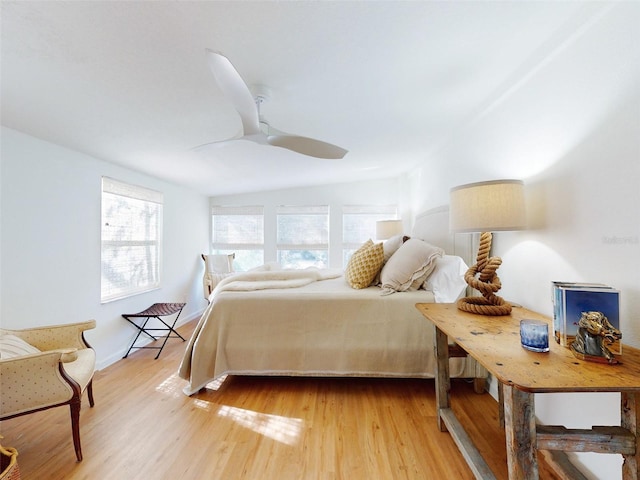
520,319,550,353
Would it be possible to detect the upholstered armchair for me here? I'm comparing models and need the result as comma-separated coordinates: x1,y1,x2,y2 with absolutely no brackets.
0,320,96,461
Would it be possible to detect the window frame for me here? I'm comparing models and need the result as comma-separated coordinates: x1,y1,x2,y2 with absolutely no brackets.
100,177,163,303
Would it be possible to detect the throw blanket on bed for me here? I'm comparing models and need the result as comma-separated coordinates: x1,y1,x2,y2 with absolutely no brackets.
212,264,343,294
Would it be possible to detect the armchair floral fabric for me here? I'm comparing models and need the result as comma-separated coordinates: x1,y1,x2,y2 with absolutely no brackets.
0,320,96,461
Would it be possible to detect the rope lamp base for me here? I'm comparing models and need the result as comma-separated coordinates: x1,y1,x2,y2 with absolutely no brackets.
457,295,512,316
458,232,512,316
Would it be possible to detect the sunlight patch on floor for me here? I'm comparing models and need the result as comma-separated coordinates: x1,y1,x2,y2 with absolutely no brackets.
217,405,303,446
192,398,214,411
205,374,228,391
156,373,184,397
156,373,215,410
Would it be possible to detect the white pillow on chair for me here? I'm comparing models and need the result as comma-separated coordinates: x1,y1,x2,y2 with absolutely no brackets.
204,254,235,273
0,334,41,359
202,253,236,299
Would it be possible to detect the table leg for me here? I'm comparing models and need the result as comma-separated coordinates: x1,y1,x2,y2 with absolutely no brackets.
434,326,451,432
622,392,639,480
502,384,538,479
498,382,505,428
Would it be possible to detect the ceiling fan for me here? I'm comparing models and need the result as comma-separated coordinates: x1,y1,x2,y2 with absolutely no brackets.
198,49,348,160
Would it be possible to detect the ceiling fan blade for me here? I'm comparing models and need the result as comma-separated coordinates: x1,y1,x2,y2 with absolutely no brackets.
192,132,269,153
267,134,348,159
205,49,260,136
204,50,348,159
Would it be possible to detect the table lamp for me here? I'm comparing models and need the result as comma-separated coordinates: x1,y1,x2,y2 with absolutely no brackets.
376,220,403,240
449,179,526,315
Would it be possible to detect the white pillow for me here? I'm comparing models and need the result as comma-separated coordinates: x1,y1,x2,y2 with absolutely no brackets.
423,255,469,303
0,334,41,359
379,239,444,295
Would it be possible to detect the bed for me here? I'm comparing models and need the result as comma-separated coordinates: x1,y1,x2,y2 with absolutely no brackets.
178,206,485,395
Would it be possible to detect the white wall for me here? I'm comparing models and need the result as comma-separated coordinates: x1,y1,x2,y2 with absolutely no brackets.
0,127,210,369
210,178,401,269
403,4,639,479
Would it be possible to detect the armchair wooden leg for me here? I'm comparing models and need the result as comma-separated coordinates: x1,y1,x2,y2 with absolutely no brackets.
87,379,95,408
69,399,83,462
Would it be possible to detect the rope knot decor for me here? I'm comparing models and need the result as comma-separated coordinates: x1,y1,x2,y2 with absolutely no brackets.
457,232,512,316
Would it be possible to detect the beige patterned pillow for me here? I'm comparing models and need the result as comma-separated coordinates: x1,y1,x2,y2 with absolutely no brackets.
0,334,41,359
345,239,385,289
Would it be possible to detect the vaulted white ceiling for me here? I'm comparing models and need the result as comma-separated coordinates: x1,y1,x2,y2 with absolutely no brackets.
1,1,603,195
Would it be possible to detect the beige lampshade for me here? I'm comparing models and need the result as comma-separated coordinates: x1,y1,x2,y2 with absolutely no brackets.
449,179,526,233
376,220,403,240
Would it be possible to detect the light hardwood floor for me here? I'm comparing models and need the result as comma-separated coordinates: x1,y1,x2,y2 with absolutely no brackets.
0,321,562,479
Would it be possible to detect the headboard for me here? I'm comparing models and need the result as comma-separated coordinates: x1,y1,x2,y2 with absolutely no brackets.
411,205,473,264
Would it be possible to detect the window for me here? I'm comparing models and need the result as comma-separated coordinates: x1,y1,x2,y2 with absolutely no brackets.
212,205,264,271
101,177,163,302
342,205,398,266
277,205,329,268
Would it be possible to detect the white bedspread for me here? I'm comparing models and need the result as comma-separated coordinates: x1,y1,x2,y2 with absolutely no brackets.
178,268,471,395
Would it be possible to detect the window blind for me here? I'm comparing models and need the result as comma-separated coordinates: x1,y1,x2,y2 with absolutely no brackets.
211,205,264,247
276,205,329,248
342,205,398,244
101,177,163,302
211,205,264,271
276,205,329,268
342,204,398,266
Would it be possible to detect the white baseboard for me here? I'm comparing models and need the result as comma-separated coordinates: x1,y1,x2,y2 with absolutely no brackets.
95,308,205,371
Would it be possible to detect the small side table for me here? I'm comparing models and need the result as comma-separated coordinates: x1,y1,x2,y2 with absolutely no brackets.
122,303,186,359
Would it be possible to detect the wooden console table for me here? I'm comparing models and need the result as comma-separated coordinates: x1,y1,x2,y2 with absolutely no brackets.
416,303,640,480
